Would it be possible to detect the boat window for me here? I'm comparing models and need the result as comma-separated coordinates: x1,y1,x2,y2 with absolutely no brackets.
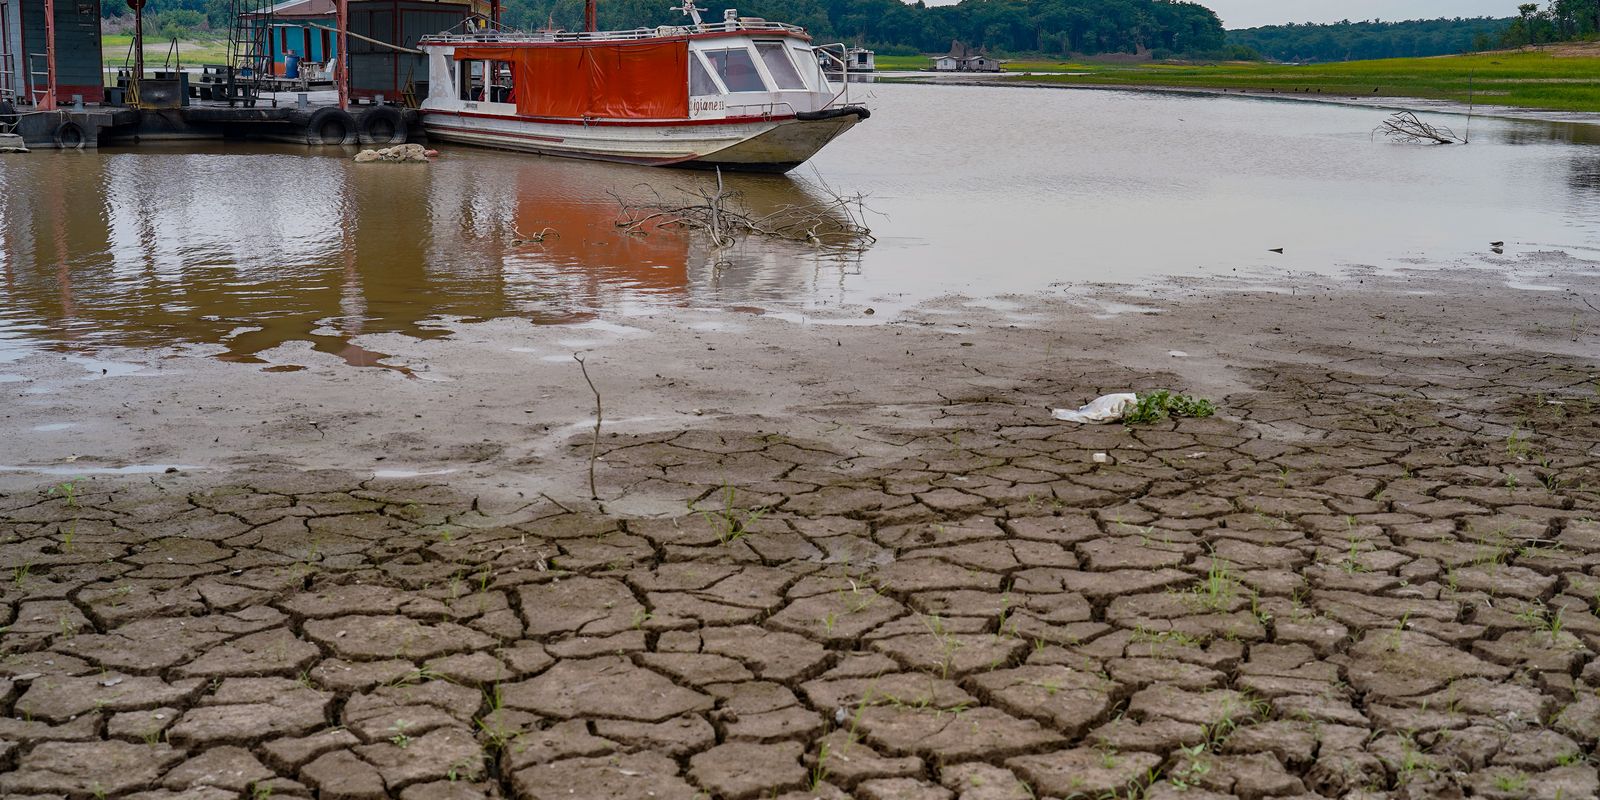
690,55,721,96
703,48,767,92
755,42,806,90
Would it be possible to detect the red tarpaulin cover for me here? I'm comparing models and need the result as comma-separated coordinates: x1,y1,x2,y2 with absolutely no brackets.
453,41,690,119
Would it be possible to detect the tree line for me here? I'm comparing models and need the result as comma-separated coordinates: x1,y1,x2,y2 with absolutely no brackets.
102,0,1229,58
100,0,1600,61
1227,2,1600,63
514,0,1229,57
1500,0,1600,46
1225,18,1514,62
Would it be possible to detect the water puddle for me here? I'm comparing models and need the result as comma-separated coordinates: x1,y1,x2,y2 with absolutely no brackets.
373,468,460,479
1091,302,1166,319
0,464,201,475
66,356,148,379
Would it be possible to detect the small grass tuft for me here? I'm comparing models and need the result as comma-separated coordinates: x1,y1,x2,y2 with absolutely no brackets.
1124,390,1217,425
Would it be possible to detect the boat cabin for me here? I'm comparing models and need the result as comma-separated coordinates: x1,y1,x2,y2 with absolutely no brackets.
420,9,841,122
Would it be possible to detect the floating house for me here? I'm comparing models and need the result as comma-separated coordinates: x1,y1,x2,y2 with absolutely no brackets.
0,0,105,104
838,46,874,72
242,0,338,77
348,0,488,102
239,0,487,99
931,40,999,72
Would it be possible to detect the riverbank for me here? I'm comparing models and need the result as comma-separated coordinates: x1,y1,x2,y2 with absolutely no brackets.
883,45,1600,116
3,258,1598,798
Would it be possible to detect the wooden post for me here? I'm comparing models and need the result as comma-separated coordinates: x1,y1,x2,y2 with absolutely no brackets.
336,0,349,109
42,0,57,109
584,0,596,32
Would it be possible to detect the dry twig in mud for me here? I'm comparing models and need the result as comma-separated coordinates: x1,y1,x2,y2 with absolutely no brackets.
609,167,877,251
1374,111,1465,145
573,352,602,502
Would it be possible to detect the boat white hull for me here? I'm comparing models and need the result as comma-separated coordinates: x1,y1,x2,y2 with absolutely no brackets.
419,111,863,173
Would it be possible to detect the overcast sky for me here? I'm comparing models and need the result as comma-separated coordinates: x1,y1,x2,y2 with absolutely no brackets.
1201,1,1516,28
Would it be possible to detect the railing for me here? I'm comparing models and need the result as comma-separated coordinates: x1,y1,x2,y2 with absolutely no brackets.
725,100,799,118
420,18,807,46
811,43,849,107
27,52,49,106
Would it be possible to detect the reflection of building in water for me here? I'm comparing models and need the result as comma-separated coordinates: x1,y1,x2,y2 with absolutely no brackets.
0,153,114,349
0,148,875,368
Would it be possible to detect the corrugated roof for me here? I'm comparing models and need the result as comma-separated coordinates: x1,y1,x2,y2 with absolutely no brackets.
244,0,335,18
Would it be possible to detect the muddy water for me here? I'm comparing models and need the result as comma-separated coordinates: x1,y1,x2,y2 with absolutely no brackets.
3,81,1600,365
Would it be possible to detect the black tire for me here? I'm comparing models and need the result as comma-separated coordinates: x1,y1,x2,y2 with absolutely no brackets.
0,100,17,128
358,106,408,146
306,107,358,146
52,121,85,149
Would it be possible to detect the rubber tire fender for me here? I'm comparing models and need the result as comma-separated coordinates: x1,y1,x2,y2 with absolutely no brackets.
358,106,408,146
306,107,359,146
52,121,86,149
0,99,18,128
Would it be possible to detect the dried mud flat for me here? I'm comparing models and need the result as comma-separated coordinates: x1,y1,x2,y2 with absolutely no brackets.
3,263,1600,800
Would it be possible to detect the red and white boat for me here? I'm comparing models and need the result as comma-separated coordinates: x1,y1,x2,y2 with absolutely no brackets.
416,1,870,172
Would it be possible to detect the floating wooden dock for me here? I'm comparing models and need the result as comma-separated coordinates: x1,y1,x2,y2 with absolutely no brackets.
5,100,419,149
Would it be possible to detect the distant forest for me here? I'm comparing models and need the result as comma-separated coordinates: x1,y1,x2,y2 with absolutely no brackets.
1225,18,1514,62
507,0,1231,57
1228,1,1600,63
101,0,1600,61
104,0,1232,58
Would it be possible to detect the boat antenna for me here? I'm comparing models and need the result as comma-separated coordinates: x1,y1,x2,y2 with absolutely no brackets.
671,0,704,25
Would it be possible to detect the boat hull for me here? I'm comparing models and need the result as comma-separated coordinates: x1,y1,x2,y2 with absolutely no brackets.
419,111,863,173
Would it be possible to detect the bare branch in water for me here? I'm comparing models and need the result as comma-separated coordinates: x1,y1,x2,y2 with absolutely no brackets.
609,169,878,251
1374,111,1465,145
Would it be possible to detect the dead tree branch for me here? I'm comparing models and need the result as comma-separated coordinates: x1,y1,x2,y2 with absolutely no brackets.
1374,111,1465,145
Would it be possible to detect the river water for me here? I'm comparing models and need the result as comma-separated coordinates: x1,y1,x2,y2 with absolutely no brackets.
3,81,1600,366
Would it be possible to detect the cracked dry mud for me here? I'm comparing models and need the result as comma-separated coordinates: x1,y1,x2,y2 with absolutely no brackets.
4,280,1600,800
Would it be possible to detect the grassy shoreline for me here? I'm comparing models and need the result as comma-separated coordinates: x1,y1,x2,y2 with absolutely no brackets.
878,49,1600,113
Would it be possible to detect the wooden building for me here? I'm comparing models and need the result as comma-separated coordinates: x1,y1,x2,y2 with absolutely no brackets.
931,40,999,73
0,0,104,104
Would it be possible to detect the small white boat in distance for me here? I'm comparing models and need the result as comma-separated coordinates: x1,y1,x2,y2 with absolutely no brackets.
417,1,870,173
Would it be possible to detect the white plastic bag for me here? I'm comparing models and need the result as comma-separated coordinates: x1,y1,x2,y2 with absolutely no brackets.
1051,393,1138,424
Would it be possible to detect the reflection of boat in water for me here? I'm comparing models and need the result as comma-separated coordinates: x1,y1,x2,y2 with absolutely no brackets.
417,1,869,173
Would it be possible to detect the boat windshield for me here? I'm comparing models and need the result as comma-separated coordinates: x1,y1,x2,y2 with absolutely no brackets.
703,48,767,92
755,42,806,90
690,56,720,95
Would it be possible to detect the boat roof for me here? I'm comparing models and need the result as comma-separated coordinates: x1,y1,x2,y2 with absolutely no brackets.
420,18,810,47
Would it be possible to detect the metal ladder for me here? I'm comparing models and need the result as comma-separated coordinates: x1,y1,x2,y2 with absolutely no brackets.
0,49,14,101
224,0,275,106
